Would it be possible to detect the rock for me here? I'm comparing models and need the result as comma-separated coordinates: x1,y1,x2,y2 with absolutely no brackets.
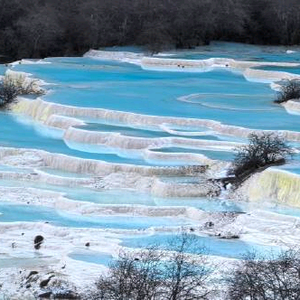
215,231,240,239
230,235,239,239
53,290,80,299
85,242,90,247
34,235,44,250
219,233,240,239
26,270,38,279
40,275,55,288
38,291,52,298
204,221,214,229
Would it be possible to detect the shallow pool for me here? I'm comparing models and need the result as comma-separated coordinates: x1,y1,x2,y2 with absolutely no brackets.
2,42,300,265
121,233,282,259
0,203,192,230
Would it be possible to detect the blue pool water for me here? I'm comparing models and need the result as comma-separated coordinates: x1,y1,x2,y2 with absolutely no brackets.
152,147,235,161
2,42,300,267
2,111,228,166
11,57,300,133
77,123,223,141
121,233,282,259
255,65,300,75
0,203,192,229
0,178,243,212
0,112,182,166
69,251,114,266
0,112,145,164
169,42,300,63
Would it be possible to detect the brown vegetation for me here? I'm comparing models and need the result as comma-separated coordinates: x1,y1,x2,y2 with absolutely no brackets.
226,250,300,300
275,79,300,104
85,234,213,300
0,80,20,108
1,0,300,60
226,133,292,185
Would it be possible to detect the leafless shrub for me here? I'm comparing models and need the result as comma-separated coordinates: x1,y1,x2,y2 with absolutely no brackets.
275,79,300,104
226,250,300,300
228,133,292,180
3,71,44,96
85,234,213,300
0,73,44,109
0,80,21,108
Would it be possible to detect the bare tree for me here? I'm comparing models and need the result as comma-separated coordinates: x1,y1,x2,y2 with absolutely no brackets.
85,234,212,300
0,81,20,108
228,133,292,180
2,0,300,60
162,234,211,300
93,248,163,300
226,250,300,300
275,79,300,104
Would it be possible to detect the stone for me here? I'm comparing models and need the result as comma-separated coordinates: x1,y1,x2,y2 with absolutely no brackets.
204,221,214,229
26,270,38,279
53,290,80,299
38,291,52,298
40,275,55,288
34,235,44,250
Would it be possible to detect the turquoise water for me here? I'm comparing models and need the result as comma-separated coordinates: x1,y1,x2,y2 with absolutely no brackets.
80,123,173,138
0,178,155,206
0,178,243,212
4,176,300,218
169,42,300,63
121,233,282,259
77,123,223,141
152,147,235,161
2,43,300,266
255,65,300,75
0,113,140,164
15,62,285,130
69,251,114,266
12,57,300,133
0,112,179,166
84,43,300,63
1,112,221,166
70,231,283,264
0,203,192,229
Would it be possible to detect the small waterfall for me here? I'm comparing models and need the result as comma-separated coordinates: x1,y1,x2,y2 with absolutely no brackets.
247,169,300,207
13,98,300,143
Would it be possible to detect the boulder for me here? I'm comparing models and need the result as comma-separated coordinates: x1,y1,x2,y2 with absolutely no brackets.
34,235,44,250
